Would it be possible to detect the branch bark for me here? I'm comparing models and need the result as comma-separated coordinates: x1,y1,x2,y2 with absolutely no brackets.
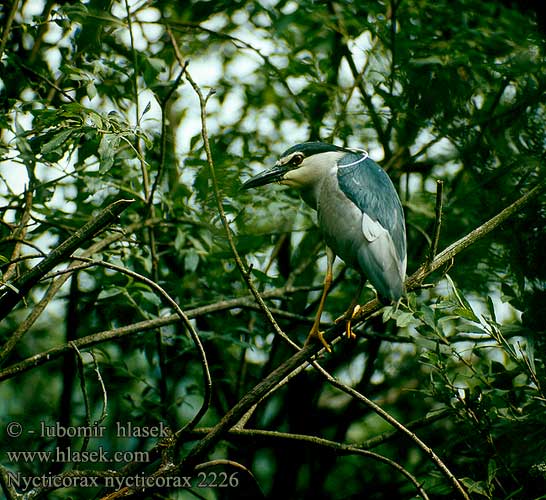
0,199,134,325
0,200,133,363
173,178,544,496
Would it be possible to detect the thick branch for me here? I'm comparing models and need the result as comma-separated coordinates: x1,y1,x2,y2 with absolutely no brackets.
404,178,545,291
0,199,134,324
174,179,545,484
183,427,430,499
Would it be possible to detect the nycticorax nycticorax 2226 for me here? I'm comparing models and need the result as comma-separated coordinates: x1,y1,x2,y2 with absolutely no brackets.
243,142,407,350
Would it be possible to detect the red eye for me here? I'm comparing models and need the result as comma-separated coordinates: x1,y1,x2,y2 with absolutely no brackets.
292,154,303,166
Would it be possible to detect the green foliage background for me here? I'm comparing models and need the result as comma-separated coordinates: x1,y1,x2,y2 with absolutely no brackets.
0,0,545,498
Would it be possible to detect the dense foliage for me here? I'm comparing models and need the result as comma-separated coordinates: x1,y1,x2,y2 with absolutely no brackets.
1,1,545,499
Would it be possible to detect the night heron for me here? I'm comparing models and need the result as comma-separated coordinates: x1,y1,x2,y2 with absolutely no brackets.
243,142,407,351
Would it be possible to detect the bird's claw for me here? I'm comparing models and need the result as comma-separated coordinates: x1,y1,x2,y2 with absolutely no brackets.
306,326,332,353
335,304,361,340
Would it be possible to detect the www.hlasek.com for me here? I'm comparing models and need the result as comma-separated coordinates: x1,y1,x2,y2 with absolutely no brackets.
6,446,149,464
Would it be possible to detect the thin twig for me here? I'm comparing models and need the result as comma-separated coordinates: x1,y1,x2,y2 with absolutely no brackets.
89,351,109,423
385,0,398,141
166,21,305,115
342,46,391,157
187,429,430,499
73,256,211,433
0,0,20,60
427,179,444,265
404,177,546,293
71,342,93,455
148,64,187,211
311,361,469,500
0,199,134,362
16,61,76,102
167,27,298,351
329,3,379,142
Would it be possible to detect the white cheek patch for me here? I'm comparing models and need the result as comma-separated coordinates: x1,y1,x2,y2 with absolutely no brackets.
361,213,388,242
282,165,316,186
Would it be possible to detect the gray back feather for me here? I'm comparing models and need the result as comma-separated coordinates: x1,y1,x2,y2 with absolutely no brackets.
337,153,406,261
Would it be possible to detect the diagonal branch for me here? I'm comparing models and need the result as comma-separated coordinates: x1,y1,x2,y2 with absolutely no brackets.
185,428,430,499
404,177,545,292
167,28,298,351
0,199,134,362
173,177,545,487
311,360,468,499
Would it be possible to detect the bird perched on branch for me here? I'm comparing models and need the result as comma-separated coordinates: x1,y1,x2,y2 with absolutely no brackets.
243,142,407,351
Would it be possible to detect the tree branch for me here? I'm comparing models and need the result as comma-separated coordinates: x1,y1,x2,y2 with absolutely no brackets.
426,179,444,266
0,199,134,362
310,361,468,499
404,178,545,291
168,28,298,351
0,0,21,60
184,428,430,499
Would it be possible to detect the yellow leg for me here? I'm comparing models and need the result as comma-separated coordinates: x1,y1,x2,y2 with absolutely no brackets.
305,248,334,352
344,304,361,339
335,275,365,340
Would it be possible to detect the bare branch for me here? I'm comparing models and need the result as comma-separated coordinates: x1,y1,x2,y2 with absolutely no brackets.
310,361,469,500
0,199,134,324
168,28,299,351
71,342,93,455
427,179,444,266
0,199,134,363
190,429,430,499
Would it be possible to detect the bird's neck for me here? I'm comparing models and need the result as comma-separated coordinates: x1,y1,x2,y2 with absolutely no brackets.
299,182,323,209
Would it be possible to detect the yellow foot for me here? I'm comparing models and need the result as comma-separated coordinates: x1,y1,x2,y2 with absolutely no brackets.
335,304,361,340
305,327,332,353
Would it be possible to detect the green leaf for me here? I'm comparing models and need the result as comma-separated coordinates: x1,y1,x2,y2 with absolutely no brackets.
98,133,120,169
395,311,416,328
40,129,74,155
453,307,480,322
184,249,200,272
486,296,497,322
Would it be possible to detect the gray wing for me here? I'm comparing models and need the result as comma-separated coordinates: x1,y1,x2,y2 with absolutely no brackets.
337,152,407,300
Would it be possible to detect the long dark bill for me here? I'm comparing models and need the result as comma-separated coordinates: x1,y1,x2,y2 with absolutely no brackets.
242,165,289,189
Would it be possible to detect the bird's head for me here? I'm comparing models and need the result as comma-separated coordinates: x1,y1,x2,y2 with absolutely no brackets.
242,142,363,190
